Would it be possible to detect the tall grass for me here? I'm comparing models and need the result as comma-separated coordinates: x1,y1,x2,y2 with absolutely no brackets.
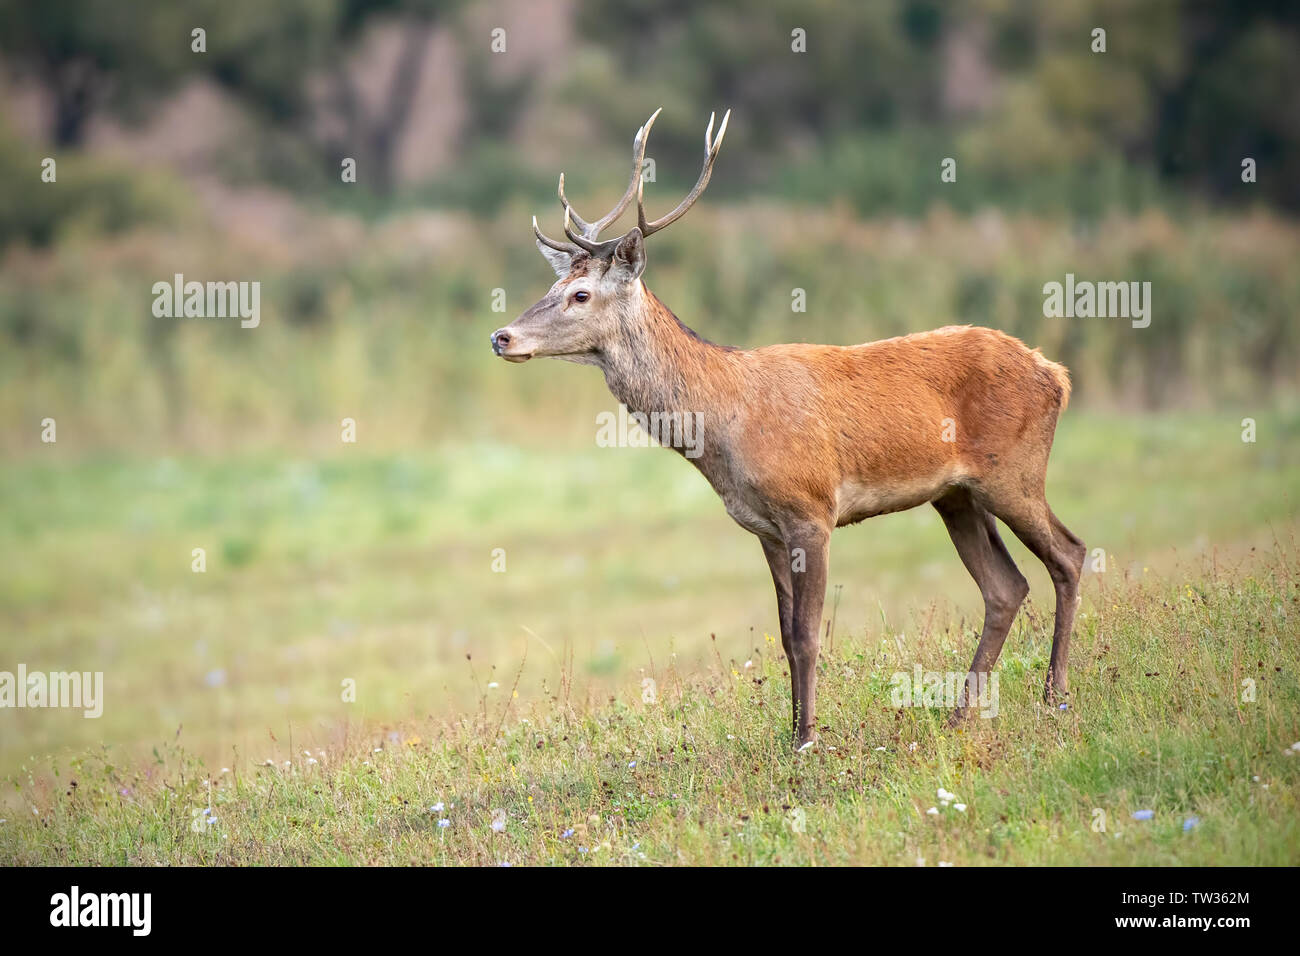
3,204,1298,458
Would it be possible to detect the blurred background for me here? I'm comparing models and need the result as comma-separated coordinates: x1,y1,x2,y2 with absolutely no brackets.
0,0,1297,777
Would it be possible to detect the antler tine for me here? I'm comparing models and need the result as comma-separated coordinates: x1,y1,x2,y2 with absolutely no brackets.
562,207,621,258
533,215,583,255
637,109,730,238
558,108,662,240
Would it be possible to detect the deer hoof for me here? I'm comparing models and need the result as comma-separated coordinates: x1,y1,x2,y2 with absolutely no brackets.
1044,684,1070,709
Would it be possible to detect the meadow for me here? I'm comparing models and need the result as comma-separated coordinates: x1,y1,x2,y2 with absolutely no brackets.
1,199,1298,863
1,405,1297,863
1,518,1296,865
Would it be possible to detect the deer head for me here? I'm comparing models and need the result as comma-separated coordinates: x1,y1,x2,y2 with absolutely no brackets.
490,108,730,364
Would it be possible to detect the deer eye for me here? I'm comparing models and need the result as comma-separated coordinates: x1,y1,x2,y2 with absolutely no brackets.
572,290,590,303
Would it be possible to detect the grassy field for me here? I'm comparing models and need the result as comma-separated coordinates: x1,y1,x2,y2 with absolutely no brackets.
1,409,1297,863
1,541,1296,865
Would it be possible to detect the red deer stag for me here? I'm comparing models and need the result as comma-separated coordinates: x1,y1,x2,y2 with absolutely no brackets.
491,110,1085,750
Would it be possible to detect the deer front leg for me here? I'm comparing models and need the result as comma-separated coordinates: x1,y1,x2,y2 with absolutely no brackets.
760,537,797,732
785,523,831,750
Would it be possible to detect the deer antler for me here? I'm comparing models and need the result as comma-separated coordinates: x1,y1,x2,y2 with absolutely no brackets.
637,109,729,238
559,107,661,241
532,109,729,258
533,216,582,256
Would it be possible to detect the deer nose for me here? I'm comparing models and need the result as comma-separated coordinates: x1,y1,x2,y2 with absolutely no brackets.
491,329,510,355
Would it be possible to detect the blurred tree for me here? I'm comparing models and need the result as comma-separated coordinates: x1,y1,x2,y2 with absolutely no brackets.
0,0,192,145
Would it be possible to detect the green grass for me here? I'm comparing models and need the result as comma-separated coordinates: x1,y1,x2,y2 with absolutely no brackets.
0,409,1297,863
2,548,1296,865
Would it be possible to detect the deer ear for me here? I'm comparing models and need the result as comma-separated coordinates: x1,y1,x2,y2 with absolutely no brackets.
535,238,572,279
609,228,646,282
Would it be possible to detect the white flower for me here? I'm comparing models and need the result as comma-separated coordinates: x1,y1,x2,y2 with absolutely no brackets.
431,802,445,813
926,807,939,816
954,803,967,813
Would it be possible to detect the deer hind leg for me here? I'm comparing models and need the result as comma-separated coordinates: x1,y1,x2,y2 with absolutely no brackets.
984,493,1085,707
933,487,1029,724
1044,506,1086,700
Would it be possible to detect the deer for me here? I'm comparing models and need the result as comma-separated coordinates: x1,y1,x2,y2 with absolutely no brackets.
490,109,1086,750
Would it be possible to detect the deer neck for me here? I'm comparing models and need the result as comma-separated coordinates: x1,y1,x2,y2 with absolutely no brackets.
597,284,733,421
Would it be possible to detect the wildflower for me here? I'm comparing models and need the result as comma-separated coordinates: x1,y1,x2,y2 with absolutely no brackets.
491,809,507,832
431,802,445,813
488,681,499,689
560,828,574,839
628,761,636,769
954,804,967,813
1132,810,1154,821
1183,816,1200,831
938,861,953,867
926,807,939,816
437,819,450,829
